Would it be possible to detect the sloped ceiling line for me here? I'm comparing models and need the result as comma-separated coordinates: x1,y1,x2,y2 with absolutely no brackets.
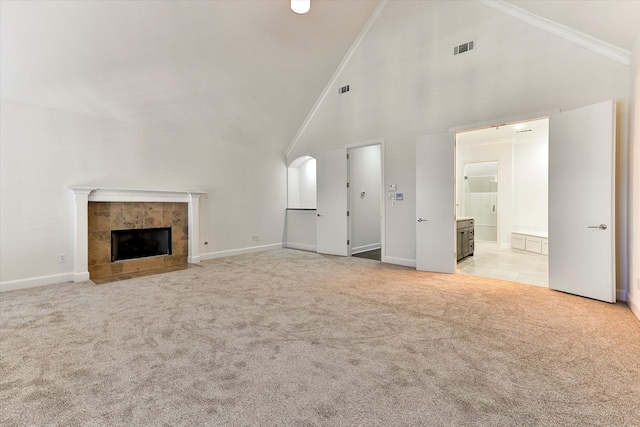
285,0,389,160
286,0,631,159
480,0,631,65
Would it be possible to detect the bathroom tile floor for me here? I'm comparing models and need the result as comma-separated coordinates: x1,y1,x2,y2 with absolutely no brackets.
456,242,549,287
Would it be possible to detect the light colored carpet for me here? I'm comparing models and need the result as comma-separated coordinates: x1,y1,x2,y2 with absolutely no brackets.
1,249,639,426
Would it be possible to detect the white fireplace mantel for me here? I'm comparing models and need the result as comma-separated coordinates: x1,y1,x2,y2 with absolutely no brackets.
68,187,206,283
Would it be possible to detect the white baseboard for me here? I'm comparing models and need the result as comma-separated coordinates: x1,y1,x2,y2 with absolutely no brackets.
616,289,628,302
1,272,75,293
285,243,317,252
351,243,381,255
200,243,283,261
500,243,511,249
74,272,90,283
383,256,416,268
629,297,640,322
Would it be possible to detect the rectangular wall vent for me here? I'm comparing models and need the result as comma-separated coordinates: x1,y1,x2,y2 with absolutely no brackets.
339,85,350,94
454,40,475,56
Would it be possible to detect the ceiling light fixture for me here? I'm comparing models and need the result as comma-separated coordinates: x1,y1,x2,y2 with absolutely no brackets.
291,0,310,15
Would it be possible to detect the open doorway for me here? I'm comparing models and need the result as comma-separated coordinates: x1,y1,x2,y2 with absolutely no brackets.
455,118,549,286
348,144,382,261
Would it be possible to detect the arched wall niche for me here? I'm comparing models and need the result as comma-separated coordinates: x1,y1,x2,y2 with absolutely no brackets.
287,156,317,209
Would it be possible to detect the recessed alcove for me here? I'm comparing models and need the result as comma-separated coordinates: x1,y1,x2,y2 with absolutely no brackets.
287,156,317,208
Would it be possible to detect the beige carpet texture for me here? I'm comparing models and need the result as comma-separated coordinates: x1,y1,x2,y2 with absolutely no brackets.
1,249,639,426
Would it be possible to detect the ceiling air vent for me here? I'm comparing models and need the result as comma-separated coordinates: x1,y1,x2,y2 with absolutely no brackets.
454,40,475,56
339,85,350,94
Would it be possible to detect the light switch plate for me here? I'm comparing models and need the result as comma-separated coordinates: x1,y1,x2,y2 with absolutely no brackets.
396,192,404,201
388,184,396,191
388,192,396,200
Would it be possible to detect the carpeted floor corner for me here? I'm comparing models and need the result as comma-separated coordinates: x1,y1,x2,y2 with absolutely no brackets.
1,249,639,426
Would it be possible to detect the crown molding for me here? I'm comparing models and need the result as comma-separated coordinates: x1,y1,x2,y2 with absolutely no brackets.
285,0,389,159
479,0,630,66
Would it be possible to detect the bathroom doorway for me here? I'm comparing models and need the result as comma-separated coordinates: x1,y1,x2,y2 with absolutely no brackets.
455,118,549,287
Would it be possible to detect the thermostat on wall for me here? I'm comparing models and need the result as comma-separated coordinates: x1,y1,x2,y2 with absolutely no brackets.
396,193,404,201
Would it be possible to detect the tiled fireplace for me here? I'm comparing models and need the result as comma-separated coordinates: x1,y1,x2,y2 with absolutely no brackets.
88,202,188,280
69,188,205,283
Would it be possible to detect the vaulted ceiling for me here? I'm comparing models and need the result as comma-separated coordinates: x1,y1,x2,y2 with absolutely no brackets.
1,1,638,154
0,0,380,152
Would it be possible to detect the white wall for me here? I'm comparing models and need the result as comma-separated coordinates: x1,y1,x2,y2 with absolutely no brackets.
298,159,317,209
287,1,630,292
287,168,300,208
457,142,513,246
0,99,287,286
349,144,381,252
284,209,317,252
629,33,640,319
512,137,549,233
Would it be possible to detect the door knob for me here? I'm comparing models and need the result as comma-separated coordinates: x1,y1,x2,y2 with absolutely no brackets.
417,218,427,222
317,214,322,217
587,224,607,230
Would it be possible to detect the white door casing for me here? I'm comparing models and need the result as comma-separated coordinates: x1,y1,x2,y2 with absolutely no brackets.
416,132,456,273
316,148,349,256
549,100,616,302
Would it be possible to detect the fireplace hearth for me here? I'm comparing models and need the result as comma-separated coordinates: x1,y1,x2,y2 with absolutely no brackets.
68,187,205,283
86,201,189,280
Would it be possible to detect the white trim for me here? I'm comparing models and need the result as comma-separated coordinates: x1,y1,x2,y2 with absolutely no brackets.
200,243,283,261
351,243,381,255
70,187,207,202
479,0,630,66
383,256,416,268
285,243,317,252
1,273,76,293
629,297,640,322
285,0,389,159
616,289,628,303
449,109,558,133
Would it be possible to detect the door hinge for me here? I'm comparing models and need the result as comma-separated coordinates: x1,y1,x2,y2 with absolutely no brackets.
347,211,350,216
347,240,350,245
347,182,350,188
347,154,350,160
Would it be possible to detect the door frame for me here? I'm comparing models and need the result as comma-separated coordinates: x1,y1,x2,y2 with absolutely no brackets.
451,109,558,249
346,138,386,260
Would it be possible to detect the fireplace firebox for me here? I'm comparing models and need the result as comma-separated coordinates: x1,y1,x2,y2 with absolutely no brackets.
111,227,172,262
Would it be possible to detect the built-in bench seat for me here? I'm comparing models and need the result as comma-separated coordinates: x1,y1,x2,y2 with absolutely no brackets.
511,230,548,255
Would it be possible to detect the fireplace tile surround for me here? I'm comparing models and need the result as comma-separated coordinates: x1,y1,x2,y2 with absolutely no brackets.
69,188,205,283
88,202,188,280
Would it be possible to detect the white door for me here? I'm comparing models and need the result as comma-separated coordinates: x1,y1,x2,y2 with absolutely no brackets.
416,132,456,273
549,100,616,302
316,148,348,256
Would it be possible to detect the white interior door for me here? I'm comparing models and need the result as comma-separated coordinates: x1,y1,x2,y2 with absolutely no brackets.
316,148,348,256
416,132,456,273
549,100,616,302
